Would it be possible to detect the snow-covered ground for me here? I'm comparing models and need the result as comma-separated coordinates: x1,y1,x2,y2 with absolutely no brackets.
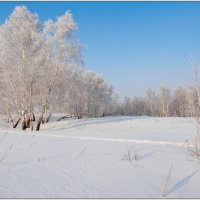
0,115,199,198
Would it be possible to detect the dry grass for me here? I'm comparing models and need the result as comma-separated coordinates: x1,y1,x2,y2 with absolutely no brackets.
161,162,173,198
121,144,138,162
186,128,200,160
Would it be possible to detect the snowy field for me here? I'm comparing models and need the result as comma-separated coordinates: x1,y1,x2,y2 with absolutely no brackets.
0,115,200,198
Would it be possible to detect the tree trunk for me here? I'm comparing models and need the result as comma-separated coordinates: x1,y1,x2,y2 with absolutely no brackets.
21,111,27,130
36,116,42,131
41,116,45,124
46,112,52,123
22,120,26,130
32,112,35,121
13,117,20,128
30,120,33,131
36,64,58,131
26,115,31,128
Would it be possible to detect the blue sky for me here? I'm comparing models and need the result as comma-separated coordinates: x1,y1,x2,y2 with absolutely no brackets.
0,2,200,99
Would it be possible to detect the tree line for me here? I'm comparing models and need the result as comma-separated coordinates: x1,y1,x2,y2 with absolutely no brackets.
119,85,200,117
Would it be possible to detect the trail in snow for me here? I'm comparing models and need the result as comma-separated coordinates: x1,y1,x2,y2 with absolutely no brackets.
36,132,185,147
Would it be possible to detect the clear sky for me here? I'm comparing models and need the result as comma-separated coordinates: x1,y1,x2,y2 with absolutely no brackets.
0,2,200,99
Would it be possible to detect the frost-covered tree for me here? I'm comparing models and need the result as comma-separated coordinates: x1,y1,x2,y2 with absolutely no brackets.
0,6,83,130
163,86,196,117
145,88,159,116
0,6,46,129
158,86,171,117
64,70,117,118
132,97,146,116
36,10,81,130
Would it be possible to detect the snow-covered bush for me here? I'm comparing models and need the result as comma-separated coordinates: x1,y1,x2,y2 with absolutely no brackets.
161,163,173,198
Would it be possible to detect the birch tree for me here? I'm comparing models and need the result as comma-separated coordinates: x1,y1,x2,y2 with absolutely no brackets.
36,11,81,130
158,86,171,117
0,6,46,129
